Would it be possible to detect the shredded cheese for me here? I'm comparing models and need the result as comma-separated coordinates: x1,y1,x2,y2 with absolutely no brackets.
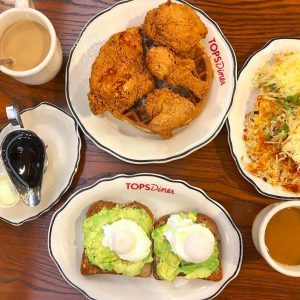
253,52,300,98
244,52,300,192
282,109,300,164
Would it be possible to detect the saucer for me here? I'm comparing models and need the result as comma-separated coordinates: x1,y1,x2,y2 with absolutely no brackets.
0,102,81,225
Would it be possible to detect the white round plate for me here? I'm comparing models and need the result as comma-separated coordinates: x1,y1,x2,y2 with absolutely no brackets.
48,173,242,300
66,0,236,164
227,38,300,200
0,102,81,225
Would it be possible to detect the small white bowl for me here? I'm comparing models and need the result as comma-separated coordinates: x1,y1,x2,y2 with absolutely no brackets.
0,102,81,225
66,0,237,164
252,200,300,277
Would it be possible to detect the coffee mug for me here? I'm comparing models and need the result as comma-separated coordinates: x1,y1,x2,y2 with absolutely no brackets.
252,200,300,277
0,0,62,84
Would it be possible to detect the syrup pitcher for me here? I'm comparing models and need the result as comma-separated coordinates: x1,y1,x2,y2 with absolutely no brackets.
1,105,46,207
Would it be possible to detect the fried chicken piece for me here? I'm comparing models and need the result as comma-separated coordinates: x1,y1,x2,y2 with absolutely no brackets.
146,47,208,99
88,27,154,115
143,1,207,58
146,88,195,138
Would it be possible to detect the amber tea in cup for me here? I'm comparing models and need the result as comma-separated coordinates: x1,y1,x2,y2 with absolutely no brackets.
0,20,50,71
265,207,300,266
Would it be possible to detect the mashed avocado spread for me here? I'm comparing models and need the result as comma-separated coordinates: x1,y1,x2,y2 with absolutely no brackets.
83,205,153,276
151,212,219,281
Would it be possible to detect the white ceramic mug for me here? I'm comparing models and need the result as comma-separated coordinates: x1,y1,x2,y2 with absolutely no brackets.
0,0,63,84
252,200,300,277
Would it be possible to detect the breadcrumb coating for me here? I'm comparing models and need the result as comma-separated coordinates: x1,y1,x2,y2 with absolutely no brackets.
143,1,207,58
88,27,154,115
146,47,208,99
146,88,195,138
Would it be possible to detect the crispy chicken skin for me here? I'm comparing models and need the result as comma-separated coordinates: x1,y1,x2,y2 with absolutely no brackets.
146,88,195,138
88,27,154,115
143,1,207,57
146,47,208,99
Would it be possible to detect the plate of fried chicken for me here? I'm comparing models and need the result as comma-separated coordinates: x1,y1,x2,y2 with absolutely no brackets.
66,0,236,163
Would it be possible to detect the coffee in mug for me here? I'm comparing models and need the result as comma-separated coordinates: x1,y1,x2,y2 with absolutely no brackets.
0,0,63,85
0,20,51,71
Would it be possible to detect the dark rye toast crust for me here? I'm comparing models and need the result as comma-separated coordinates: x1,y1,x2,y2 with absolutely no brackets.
153,213,222,281
81,200,154,278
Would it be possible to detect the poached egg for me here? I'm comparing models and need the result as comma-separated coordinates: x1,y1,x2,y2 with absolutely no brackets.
163,214,215,263
102,219,151,262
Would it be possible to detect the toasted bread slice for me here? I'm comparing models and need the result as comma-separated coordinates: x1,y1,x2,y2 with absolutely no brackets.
81,200,154,278
153,213,222,281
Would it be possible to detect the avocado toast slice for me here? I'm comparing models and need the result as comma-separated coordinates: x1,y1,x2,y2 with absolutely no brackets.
81,200,153,278
152,212,222,281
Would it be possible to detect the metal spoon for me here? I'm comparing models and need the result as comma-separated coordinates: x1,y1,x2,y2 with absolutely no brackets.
0,58,14,65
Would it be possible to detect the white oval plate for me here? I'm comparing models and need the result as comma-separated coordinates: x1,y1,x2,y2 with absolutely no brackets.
48,173,242,300
66,0,236,164
0,102,81,225
227,38,300,199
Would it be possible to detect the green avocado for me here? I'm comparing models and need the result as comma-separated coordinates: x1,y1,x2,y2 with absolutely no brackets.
82,205,153,276
151,212,219,282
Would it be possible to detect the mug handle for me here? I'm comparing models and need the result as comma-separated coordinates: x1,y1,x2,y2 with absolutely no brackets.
15,0,35,8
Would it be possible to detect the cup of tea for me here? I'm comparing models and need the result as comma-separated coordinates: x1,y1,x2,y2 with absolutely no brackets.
252,200,300,277
0,0,62,84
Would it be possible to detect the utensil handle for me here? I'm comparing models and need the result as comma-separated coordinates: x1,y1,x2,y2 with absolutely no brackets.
0,59,14,65
6,105,24,129
15,0,34,9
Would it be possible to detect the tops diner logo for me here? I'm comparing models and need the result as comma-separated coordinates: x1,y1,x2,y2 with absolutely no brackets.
126,183,175,194
208,38,226,86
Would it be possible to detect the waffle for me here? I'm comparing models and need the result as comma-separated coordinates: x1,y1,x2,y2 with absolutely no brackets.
117,44,213,137
88,1,214,138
